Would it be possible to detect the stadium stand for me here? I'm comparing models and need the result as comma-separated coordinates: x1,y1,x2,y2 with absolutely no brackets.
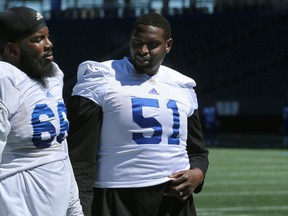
45,12,288,139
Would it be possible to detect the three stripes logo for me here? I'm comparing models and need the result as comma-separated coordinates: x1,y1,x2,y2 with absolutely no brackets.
149,88,159,95
46,90,53,98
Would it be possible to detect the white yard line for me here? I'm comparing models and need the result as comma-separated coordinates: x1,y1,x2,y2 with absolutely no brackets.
205,179,287,186
197,205,288,213
197,190,288,196
207,171,288,177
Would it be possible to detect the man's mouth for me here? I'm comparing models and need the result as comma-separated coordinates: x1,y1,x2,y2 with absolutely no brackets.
43,52,53,61
135,55,149,64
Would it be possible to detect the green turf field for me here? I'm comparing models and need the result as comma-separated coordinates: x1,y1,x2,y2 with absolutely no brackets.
194,148,288,216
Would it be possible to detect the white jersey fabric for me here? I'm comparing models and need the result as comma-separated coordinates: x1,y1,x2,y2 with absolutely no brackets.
73,57,198,188
0,61,83,216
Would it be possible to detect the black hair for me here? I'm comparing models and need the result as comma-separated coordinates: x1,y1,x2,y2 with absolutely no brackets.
133,12,171,40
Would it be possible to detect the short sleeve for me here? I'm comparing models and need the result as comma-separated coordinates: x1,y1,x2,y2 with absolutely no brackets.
72,61,109,106
0,66,20,118
0,100,11,163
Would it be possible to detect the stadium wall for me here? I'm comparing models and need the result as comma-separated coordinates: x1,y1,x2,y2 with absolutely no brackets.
47,13,288,135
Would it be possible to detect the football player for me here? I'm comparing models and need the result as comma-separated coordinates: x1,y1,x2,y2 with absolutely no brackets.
0,7,83,215
68,12,208,216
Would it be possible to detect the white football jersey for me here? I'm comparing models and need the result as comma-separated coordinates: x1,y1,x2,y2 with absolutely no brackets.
73,57,198,188
0,61,69,178
0,62,83,216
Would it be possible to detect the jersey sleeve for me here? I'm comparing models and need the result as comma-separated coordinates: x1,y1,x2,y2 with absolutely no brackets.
67,95,103,216
0,65,21,163
0,65,21,117
187,109,209,193
52,62,65,87
72,61,109,106
168,67,198,116
0,101,11,163
182,77,198,116
188,87,198,116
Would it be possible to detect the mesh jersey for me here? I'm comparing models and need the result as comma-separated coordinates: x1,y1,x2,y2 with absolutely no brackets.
0,62,69,179
73,57,198,188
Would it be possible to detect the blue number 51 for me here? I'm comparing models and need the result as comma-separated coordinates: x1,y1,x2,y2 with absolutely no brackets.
132,98,180,145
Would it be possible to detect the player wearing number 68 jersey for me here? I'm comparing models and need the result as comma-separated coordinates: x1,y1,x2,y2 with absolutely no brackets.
0,7,83,216
68,13,208,216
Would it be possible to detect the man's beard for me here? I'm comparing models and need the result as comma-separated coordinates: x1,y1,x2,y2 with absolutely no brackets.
19,49,56,87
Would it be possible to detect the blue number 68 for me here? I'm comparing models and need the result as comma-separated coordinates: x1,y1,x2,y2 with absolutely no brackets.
31,102,68,148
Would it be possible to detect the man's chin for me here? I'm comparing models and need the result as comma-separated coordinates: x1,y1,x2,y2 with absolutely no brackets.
134,64,149,73
44,61,56,77
22,62,56,87
135,66,156,76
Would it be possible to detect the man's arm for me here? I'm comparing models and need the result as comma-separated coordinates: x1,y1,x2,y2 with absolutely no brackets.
166,109,209,201
67,95,102,216
187,109,209,193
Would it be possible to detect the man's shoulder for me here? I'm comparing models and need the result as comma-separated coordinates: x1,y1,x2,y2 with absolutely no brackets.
0,61,27,83
159,65,196,88
77,57,130,81
77,60,114,80
0,61,21,75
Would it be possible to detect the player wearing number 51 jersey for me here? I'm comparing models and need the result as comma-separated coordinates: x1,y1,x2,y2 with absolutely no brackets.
68,13,208,216
73,58,198,188
0,7,83,216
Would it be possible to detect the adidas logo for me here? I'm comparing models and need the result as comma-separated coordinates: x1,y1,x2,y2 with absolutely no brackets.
36,12,43,21
46,90,53,98
149,88,159,95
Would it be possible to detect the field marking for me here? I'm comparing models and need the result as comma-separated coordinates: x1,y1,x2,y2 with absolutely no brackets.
206,171,288,177
205,179,287,186
197,190,288,196
197,205,288,212
198,149,288,215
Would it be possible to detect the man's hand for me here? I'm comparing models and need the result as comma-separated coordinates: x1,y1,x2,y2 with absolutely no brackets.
164,168,204,201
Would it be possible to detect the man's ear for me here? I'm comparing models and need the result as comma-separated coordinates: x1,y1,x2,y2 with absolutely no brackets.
166,38,173,54
5,42,19,57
